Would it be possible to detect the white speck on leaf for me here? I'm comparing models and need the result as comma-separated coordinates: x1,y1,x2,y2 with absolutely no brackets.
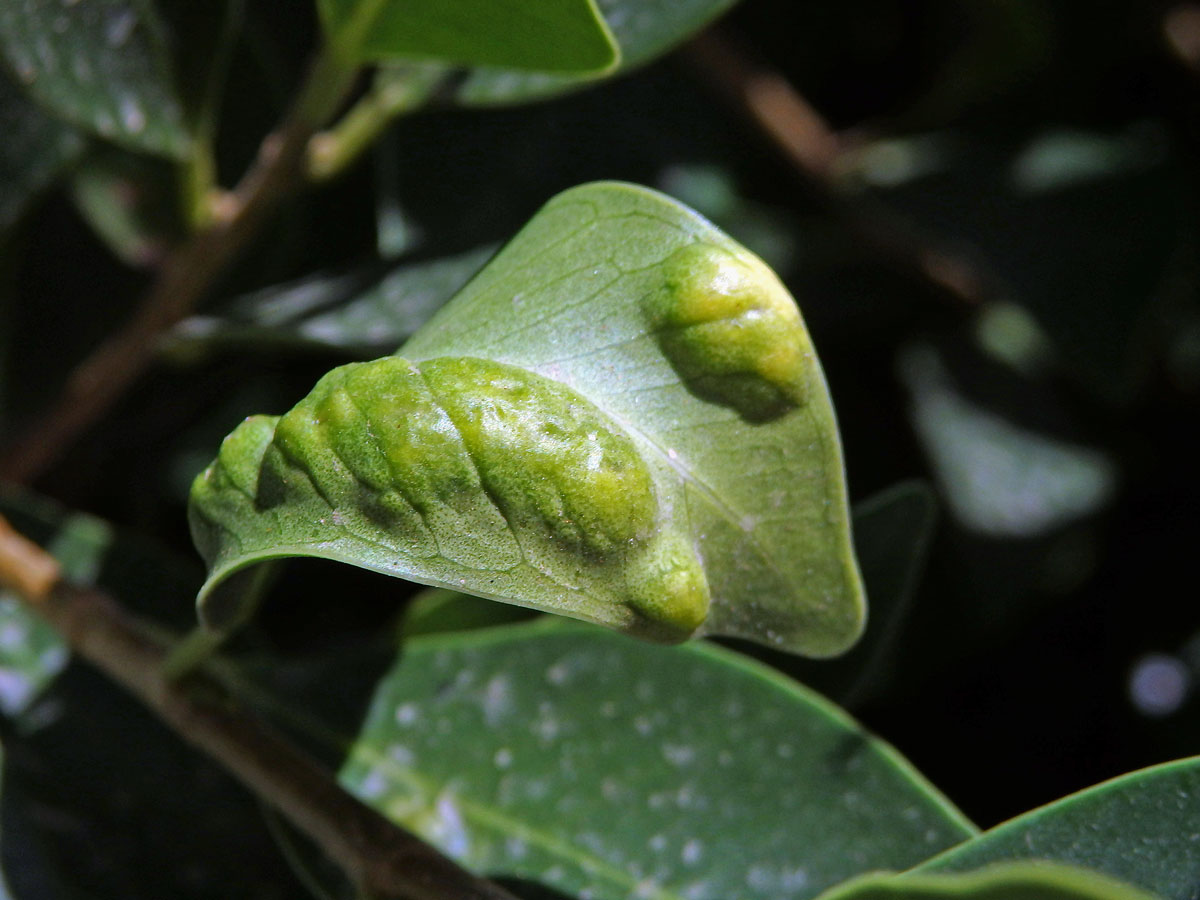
388,744,415,766
545,661,570,686
662,743,696,767
428,791,469,858
482,673,513,725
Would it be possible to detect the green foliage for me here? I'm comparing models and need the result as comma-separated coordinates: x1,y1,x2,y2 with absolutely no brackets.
445,0,740,105
919,758,1200,898
815,864,1159,900
318,0,618,71
190,182,865,656
340,619,975,900
0,0,188,157
1,1,1197,899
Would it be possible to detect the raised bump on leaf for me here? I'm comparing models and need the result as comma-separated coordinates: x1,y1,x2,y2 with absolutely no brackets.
420,356,657,555
190,354,711,638
644,241,813,422
188,181,863,657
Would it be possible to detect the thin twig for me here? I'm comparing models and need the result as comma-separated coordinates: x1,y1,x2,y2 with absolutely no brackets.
1165,4,1200,73
685,30,991,306
0,47,359,485
0,514,519,900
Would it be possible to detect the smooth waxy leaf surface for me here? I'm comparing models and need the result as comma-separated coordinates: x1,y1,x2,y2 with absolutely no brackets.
375,0,738,108
190,182,866,656
916,757,1200,899
318,0,617,72
0,0,188,157
340,620,975,900
0,70,83,232
816,864,1162,900
454,0,738,105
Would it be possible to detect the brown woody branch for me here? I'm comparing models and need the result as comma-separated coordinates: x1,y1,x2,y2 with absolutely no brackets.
0,49,358,486
0,514,518,900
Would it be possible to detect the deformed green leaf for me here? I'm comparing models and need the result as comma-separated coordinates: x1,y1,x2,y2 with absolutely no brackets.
340,620,976,900
0,69,83,233
0,0,189,157
318,0,618,72
815,863,1162,900
189,181,866,657
917,757,1200,899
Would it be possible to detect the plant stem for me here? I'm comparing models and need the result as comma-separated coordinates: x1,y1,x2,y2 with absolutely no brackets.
0,42,361,486
308,65,446,181
0,513,520,900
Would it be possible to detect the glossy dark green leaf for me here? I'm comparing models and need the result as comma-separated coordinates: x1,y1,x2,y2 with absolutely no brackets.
816,863,1162,900
190,181,866,657
917,757,1200,899
340,621,976,900
168,245,495,355
378,0,739,107
0,70,83,233
0,0,189,157
318,0,617,72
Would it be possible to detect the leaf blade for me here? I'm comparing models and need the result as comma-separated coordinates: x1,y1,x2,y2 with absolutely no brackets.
0,0,189,157
816,863,1164,900
340,621,976,900
190,182,866,657
387,0,741,107
319,0,618,72
916,757,1200,899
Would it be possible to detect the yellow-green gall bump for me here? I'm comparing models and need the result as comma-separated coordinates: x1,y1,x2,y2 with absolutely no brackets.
625,531,711,635
644,242,813,421
421,356,658,557
191,354,713,639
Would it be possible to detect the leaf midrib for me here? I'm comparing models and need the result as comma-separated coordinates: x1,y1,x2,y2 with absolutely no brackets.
345,742,684,900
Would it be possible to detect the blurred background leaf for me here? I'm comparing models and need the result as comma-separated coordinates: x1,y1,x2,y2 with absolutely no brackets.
0,72,83,237
0,0,189,157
